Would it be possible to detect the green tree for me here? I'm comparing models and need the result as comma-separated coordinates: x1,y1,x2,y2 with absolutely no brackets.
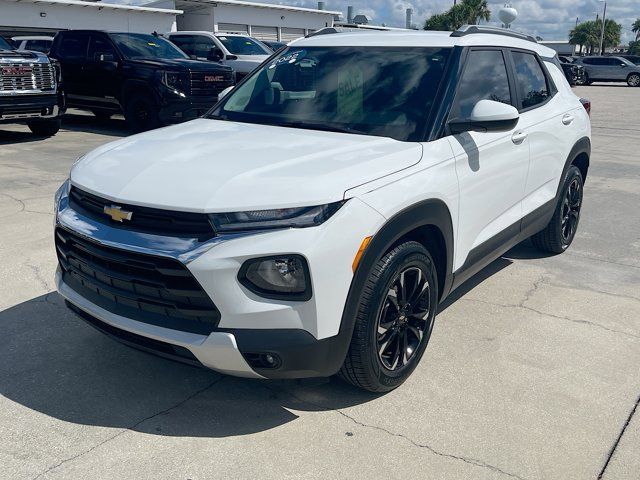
632,18,640,41
601,18,622,51
423,0,491,31
569,21,599,55
629,41,640,55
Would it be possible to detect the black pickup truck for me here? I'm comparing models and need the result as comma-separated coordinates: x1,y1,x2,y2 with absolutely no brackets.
0,36,65,136
49,31,235,131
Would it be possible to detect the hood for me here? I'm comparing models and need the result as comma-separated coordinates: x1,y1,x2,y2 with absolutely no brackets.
126,57,233,72
71,119,422,213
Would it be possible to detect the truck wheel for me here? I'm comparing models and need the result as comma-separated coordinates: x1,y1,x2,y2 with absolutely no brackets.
91,110,113,121
124,92,160,132
627,73,640,87
531,165,583,254
27,119,61,137
340,241,438,392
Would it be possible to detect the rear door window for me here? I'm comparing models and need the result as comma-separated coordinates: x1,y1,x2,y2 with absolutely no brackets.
58,33,90,60
169,35,195,56
511,51,550,110
451,49,512,119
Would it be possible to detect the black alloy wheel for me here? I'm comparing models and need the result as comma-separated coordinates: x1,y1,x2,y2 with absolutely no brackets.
376,266,431,371
560,178,581,244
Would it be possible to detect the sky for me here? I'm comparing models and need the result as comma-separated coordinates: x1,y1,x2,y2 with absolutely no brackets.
109,0,639,44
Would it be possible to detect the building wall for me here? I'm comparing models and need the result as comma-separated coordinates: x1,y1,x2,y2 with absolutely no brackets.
0,1,178,35
177,3,334,40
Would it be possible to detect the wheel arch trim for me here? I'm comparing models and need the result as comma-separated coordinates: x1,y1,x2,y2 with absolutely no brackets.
559,136,590,197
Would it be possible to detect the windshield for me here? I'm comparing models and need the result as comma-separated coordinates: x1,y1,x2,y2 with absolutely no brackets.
216,35,271,55
0,36,13,50
210,46,451,141
110,33,188,60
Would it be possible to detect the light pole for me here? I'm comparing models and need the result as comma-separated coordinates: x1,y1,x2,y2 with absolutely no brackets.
599,0,607,55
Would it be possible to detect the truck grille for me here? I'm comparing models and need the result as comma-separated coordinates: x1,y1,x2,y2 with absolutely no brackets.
189,70,234,97
0,63,55,93
69,187,216,240
56,227,221,335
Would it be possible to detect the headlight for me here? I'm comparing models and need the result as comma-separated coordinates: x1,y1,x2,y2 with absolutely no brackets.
208,201,345,233
239,255,311,300
54,178,70,215
161,71,186,91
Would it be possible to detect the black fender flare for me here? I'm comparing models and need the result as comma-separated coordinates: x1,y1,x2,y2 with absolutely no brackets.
121,79,156,107
327,199,454,373
556,137,590,198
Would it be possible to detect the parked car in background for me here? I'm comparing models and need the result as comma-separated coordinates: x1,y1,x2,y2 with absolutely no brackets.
558,56,586,86
49,30,235,131
0,35,65,136
165,32,271,81
12,36,54,54
618,55,640,66
573,56,640,86
262,40,287,52
54,27,591,392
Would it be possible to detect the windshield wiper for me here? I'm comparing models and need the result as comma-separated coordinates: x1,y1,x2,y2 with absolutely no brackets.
278,121,359,134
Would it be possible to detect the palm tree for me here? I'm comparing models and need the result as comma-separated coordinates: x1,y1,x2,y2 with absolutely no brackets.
632,18,640,41
461,0,491,25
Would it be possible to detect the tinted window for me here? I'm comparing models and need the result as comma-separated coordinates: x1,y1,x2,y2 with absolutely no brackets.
59,33,90,60
212,47,451,141
452,50,511,119
0,36,12,49
512,51,549,109
88,36,116,61
216,35,270,55
110,33,187,60
25,40,51,53
192,36,216,57
169,35,195,55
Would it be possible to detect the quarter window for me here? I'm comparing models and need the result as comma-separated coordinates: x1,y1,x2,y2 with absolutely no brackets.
452,50,512,119
512,51,550,110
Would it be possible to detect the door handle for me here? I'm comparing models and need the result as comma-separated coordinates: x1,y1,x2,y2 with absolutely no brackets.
562,114,575,125
511,130,528,145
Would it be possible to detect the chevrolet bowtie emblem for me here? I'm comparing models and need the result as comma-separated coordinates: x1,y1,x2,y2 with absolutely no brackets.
103,205,133,222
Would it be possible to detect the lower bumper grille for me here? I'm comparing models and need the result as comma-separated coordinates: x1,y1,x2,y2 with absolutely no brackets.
56,227,220,335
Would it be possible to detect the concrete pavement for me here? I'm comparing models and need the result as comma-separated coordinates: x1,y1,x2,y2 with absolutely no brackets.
1,85,639,480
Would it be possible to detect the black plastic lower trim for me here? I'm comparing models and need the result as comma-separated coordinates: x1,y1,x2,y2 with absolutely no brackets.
66,300,203,367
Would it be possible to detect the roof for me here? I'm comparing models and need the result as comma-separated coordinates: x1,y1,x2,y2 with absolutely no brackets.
1,0,182,15
292,31,557,58
173,0,340,16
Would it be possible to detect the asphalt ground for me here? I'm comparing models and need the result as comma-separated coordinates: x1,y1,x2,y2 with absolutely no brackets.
0,83,639,480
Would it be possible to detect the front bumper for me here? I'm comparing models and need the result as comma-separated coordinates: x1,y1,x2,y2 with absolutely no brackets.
158,95,219,123
55,182,386,378
0,92,65,123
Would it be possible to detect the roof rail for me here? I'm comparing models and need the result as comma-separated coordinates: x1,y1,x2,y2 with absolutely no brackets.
451,25,537,43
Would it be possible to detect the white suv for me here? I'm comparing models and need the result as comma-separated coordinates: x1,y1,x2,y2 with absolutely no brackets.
54,26,591,392
164,31,271,80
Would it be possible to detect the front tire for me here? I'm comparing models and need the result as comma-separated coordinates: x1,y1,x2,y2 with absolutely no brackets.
627,73,640,87
27,119,61,137
124,92,160,132
531,165,583,254
340,241,438,392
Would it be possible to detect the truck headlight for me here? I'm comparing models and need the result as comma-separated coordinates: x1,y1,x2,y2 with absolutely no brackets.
239,255,311,300
161,71,186,92
208,201,345,233
54,178,70,215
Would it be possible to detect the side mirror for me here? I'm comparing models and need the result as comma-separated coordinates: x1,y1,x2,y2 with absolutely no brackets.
448,99,520,134
207,47,224,62
218,85,234,100
98,53,115,62
226,54,238,61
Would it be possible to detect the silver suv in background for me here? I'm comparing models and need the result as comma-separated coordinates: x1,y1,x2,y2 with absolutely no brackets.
574,56,640,86
165,32,272,81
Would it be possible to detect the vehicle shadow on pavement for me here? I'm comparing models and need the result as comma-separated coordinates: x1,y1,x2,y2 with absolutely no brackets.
0,292,379,438
0,129,50,146
60,113,129,138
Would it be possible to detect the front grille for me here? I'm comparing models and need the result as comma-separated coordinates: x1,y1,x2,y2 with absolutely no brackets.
0,63,55,93
68,187,215,240
56,227,220,335
189,70,234,97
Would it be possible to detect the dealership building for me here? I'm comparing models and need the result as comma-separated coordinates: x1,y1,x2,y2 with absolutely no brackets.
0,0,339,42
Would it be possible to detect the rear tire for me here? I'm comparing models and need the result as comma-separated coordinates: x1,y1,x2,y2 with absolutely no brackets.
91,110,113,121
339,241,438,392
27,119,60,137
627,73,640,87
531,165,583,254
124,91,160,132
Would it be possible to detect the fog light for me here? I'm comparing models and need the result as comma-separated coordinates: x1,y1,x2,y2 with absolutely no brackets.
239,255,311,301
